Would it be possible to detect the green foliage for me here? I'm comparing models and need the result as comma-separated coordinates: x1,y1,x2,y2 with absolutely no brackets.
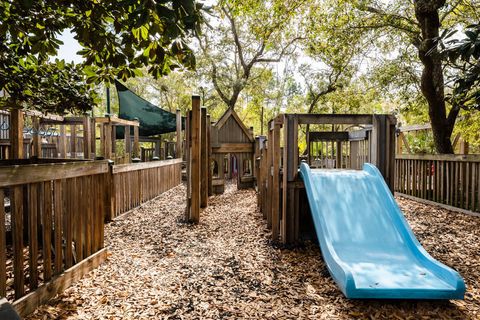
438,23,480,111
0,55,97,114
0,0,202,113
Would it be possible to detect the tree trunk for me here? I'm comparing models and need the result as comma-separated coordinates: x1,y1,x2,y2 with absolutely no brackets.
415,0,455,154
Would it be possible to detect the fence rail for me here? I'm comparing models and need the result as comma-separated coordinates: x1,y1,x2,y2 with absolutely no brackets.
109,158,183,219
0,161,108,306
395,154,480,213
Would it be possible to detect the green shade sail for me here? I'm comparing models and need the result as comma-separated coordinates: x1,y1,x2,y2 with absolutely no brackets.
115,80,184,138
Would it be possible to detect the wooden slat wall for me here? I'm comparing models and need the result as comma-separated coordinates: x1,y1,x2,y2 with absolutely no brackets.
111,159,182,218
0,161,107,303
395,155,480,213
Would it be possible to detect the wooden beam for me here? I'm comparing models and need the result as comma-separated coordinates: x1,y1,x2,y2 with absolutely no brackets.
176,109,183,159
10,109,24,159
95,116,139,127
13,248,108,318
396,154,480,162
309,131,349,142
292,114,374,125
398,123,431,132
190,95,201,223
112,158,182,174
212,143,254,153
0,161,109,187
59,125,67,158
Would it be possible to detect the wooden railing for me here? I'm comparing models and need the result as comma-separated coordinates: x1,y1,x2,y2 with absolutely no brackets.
395,154,480,213
0,161,109,315
108,158,183,219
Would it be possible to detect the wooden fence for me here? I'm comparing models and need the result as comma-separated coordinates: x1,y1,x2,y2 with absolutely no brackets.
109,158,183,219
0,161,109,316
395,154,480,213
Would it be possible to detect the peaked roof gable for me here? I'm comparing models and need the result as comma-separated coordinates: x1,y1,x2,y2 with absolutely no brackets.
215,108,254,142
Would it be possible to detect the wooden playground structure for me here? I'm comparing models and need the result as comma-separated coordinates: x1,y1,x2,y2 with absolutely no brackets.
255,114,396,244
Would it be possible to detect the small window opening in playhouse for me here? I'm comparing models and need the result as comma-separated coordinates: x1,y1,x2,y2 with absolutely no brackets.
243,159,252,176
211,159,219,178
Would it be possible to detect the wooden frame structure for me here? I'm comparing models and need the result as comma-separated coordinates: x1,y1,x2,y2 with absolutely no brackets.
257,113,396,245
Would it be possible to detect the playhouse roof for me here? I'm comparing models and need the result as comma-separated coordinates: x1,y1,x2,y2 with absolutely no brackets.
214,108,254,143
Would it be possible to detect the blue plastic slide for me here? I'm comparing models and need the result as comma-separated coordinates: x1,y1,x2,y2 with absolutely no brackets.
299,162,465,299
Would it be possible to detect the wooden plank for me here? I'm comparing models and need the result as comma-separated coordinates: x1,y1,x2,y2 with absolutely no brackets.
294,114,374,125
200,108,208,208
13,248,108,318
190,96,201,223
0,161,108,187
28,184,39,290
42,182,53,282
0,189,6,297
11,186,24,298
54,180,64,275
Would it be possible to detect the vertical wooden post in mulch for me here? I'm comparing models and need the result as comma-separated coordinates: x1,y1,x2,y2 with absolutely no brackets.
207,114,213,197
188,95,201,223
200,107,208,208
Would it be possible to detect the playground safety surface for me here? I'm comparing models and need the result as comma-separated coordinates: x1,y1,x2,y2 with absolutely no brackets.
26,182,480,319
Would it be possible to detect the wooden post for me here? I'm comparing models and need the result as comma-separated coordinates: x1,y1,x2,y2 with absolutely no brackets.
200,107,208,208
59,125,67,158
190,95,201,223
152,140,159,159
102,123,112,160
70,125,76,159
185,111,191,218
176,109,183,159
83,117,91,160
124,125,131,162
111,125,116,155
10,109,24,159
31,117,42,158
336,141,342,168
207,115,213,197
91,118,96,157
272,122,281,242
133,125,139,159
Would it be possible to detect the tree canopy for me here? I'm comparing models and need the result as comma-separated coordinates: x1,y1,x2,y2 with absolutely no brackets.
0,0,202,114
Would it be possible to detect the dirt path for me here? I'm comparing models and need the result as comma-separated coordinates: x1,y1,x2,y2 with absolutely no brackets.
27,183,480,319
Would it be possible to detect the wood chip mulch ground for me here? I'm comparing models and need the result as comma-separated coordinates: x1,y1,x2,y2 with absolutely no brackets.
26,182,480,319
